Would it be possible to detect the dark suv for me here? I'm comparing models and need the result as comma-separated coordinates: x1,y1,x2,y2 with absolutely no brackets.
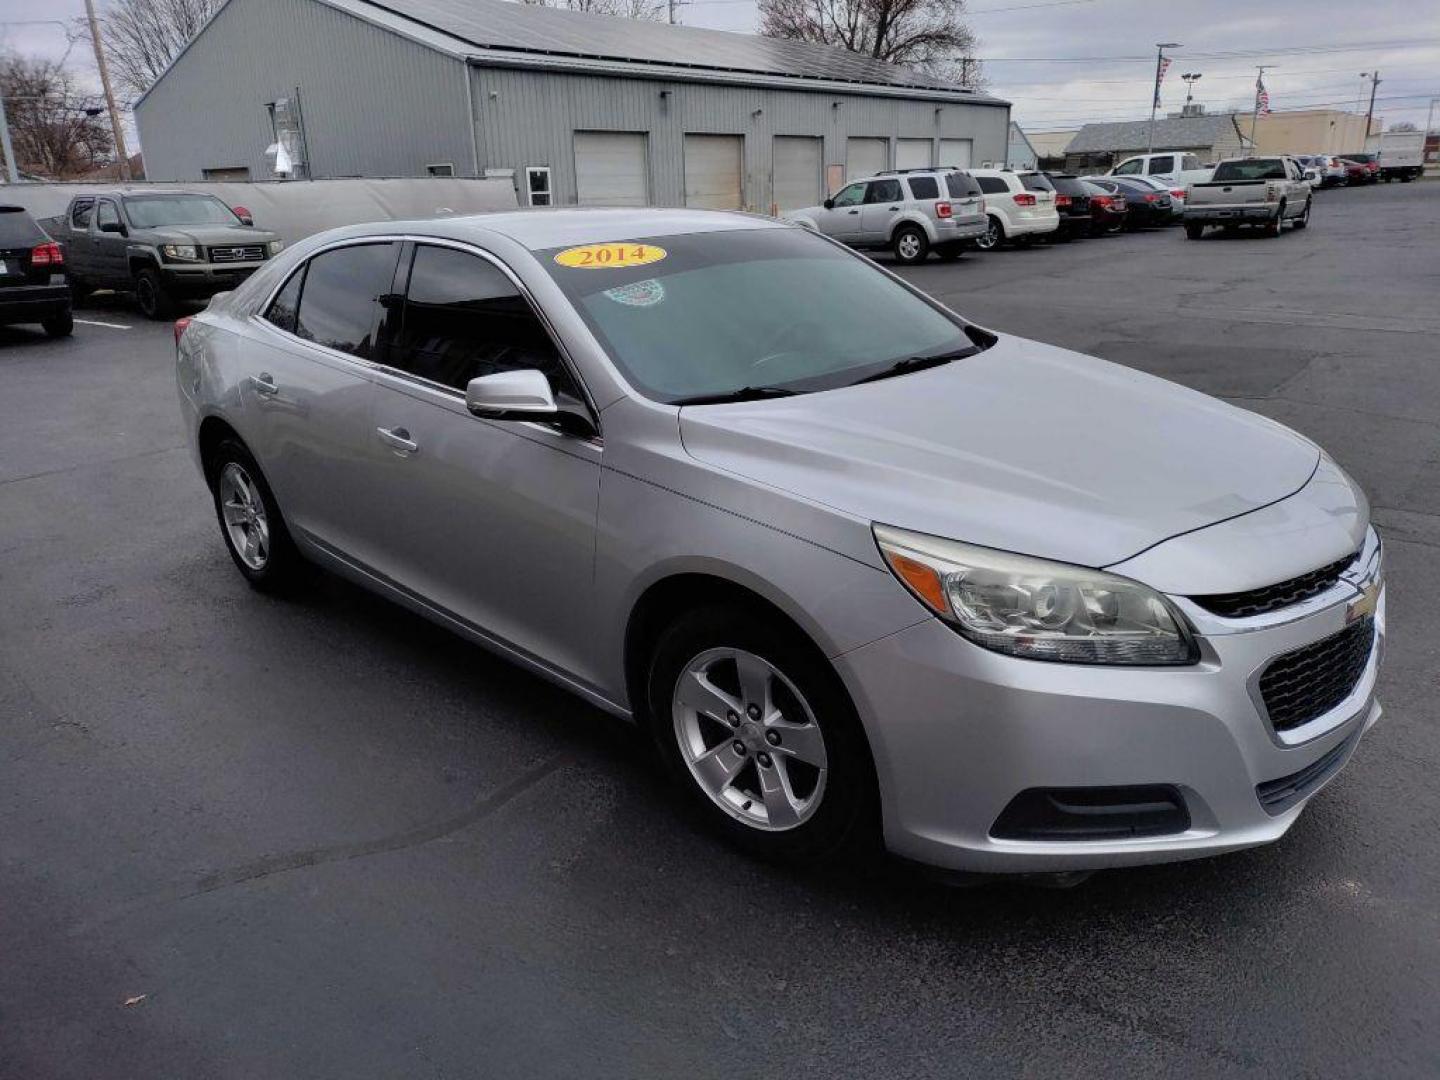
0,205,73,338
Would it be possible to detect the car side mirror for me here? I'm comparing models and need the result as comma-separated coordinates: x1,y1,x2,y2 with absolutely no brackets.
465,369,597,437
98,220,124,234
823,198,835,210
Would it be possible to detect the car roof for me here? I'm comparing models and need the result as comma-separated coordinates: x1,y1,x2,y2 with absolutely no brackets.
307,207,790,253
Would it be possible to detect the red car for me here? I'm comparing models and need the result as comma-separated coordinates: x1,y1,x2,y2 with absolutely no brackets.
1339,155,1380,184
1081,180,1128,233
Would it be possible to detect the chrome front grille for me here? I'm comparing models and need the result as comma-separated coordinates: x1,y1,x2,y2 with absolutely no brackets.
1258,616,1374,732
1192,551,1359,619
210,245,266,263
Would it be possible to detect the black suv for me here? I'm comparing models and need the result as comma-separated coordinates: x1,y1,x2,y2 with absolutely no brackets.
0,205,72,338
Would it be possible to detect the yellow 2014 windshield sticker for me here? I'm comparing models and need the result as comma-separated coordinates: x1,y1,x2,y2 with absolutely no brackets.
554,242,667,269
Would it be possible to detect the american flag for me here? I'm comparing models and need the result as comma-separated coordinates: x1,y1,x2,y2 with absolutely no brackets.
1154,57,1172,108
1256,76,1271,116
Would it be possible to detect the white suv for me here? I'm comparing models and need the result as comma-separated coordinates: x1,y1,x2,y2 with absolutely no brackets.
968,170,1060,249
786,170,989,265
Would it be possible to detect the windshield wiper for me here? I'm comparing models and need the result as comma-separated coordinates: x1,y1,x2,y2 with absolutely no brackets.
846,346,978,386
670,385,802,406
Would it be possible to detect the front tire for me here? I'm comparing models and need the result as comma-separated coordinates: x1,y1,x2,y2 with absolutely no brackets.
210,439,303,592
891,225,930,265
134,267,175,320
646,605,877,864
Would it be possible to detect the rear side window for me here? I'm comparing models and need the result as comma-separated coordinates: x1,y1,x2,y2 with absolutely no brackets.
945,173,981,198
906,176,939,200
1182,155,1202,170
387,244,573,395
70,200,95,229
0,206,44,246
1019,173,1054,192
1149,155,1175,174
264,265,306,334
864,179,903,204
974,176,1009,195
293,243,398,359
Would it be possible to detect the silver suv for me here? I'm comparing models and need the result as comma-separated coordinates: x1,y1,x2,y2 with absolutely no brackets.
786,169,988,265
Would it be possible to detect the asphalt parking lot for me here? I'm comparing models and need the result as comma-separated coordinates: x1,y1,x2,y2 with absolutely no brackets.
3,180,1438,1078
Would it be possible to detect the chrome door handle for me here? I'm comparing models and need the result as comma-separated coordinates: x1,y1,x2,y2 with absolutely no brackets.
847,209,859,215
888,205,900,210
377,426,419,454
248,373,278,396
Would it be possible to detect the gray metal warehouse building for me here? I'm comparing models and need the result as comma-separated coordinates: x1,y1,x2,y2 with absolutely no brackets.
134,0,1009,213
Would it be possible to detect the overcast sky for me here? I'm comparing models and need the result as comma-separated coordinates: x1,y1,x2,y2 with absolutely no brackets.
4,0,1439,141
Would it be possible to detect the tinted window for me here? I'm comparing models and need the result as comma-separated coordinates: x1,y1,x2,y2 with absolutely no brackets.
1212,159,1287,182
0,206,44,246
975,176,1009,195
70,199,94,229
264,265,306,334
1113,159,1143,175
388,244,572,395
1149,155,1175,174
293,243,398,359
945,172,982,197
1019,173,1054,192
864,179,903,204
124,195,240,228
96,201,120,230
543,228,974,404
831,183,864,208
906,176,939,200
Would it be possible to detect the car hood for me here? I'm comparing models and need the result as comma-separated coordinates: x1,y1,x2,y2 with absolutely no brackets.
678,336,1320,569
149,225,279,245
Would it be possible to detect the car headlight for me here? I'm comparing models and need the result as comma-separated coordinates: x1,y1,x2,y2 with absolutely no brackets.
874,524,1198,665
267,239,284,256
161,244,200,261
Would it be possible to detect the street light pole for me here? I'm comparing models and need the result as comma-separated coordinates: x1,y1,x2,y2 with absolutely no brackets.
1147,43,1180,154
82,0,131,182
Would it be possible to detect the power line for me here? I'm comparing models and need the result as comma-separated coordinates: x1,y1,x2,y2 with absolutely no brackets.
980,38,1440,62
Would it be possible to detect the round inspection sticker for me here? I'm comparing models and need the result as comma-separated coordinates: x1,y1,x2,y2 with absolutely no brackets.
554,242,667,269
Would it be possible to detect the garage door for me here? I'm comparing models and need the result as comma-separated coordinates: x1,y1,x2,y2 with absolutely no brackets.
846,137,888,180
574,131,648,206
684,134,744,210
896,139,933,171
772,136,822,212
939,138,973,169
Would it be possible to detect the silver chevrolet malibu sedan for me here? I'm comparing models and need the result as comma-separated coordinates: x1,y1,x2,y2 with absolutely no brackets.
175,209,1385,875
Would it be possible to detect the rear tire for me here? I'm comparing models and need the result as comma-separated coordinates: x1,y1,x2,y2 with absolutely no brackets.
209,438,303,593
891,225,930,265
134,267,175,320
1185,223,1205,240
646,605,878,865
1265,204,1285,237
42,312,74,337
1292,199,1311,230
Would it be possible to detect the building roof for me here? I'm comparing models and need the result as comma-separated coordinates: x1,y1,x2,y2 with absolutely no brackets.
338,0,1001,100
1066,114,1245,153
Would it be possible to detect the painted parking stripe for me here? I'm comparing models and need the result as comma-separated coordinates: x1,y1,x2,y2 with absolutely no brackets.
74,318,133,330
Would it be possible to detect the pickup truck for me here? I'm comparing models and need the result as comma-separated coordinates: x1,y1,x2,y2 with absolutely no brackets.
48,191,282,319
1183,157,1312,239
1108,150,1214,189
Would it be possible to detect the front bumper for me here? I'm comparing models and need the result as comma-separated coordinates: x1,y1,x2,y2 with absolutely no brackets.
836,555,1385,873
161,263,263,297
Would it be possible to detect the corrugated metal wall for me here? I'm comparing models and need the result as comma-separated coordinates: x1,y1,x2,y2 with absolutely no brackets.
470,65,1009,211
135,0,474,181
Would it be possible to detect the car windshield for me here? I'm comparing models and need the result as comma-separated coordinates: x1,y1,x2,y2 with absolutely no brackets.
123,195,241,228
1212,160,1288,181
540,228,979,404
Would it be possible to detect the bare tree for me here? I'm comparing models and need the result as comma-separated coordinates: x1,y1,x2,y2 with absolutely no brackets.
521,0,666,21
758,0,983,89
1387,121,1418,132
101,0,222,102
0,52,114,178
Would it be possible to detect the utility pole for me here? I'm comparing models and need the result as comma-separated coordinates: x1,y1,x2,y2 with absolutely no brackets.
1146,43,1180,154
0,92,19,183
1360,70,1381,140
1249,65,1273,151
83,0,131,182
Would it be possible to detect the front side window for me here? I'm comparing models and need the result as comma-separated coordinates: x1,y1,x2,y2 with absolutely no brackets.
123,195,240,228
906,176,940,200
831,183,864,207
541,228,977,404
96,201,120,230
70,199,94,229
1113,159,1142,175
293,243,398,359
386,244,572,395
975,176,1009,195
864,179,903,204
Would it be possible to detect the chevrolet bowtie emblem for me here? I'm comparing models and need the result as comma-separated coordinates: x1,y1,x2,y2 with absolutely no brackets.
1347,580,1380,623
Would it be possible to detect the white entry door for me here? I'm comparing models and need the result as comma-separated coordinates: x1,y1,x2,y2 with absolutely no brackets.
896,139,933,171
939,138,974,169
772,135,822,212
846,137,888,180
574,131,649,206
684,134,744,210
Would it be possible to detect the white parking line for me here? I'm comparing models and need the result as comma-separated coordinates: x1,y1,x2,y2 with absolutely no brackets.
74,318,133,330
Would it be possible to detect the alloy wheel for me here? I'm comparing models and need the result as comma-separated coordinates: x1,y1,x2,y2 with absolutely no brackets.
976,219,1000,250
897,232,922,261
219,461,270,570
672,647,828,831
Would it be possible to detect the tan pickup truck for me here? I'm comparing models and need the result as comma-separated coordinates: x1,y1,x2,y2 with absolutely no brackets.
1183,157,1313,239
